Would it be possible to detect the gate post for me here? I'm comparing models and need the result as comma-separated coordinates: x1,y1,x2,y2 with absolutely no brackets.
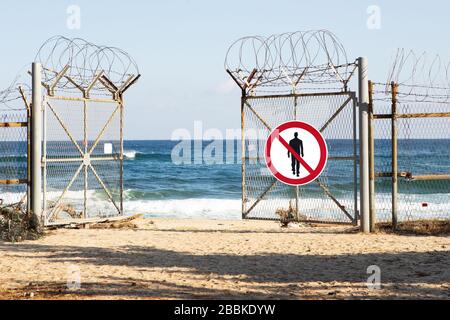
30,62,42,228
358,57,370,233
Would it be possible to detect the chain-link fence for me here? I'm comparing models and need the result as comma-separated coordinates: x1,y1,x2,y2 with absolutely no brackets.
243,92,358,224
0,89,29,209
43,96,123,225
370,82,450,226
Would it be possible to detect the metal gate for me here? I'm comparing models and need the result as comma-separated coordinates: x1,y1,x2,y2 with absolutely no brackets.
225,30,363,225
242,92,358,224
42,95,124,225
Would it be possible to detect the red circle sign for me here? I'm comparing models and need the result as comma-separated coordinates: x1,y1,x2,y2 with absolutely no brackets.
265,121,328,186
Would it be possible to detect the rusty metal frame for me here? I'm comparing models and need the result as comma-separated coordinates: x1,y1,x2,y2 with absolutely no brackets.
370,81,450,226
40,66,137,225
241,91,358,224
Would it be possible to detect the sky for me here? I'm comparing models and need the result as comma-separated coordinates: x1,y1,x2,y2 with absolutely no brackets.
0,0,449,139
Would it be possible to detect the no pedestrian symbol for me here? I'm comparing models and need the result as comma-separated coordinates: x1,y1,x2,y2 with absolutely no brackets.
265,121,328,186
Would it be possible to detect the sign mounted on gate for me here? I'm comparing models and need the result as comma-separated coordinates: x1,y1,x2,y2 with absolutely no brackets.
265,121,328,186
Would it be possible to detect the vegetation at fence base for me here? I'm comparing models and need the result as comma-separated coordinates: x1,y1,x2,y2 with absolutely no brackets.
276,201,307,227
376,220,450,236
0,206,43,242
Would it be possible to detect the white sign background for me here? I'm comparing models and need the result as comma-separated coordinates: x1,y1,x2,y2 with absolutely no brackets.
268,127,322,179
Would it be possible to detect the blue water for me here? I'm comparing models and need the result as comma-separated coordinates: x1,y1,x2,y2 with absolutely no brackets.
1,139,449,218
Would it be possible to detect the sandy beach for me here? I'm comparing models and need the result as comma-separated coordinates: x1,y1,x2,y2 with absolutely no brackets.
0,217,449,300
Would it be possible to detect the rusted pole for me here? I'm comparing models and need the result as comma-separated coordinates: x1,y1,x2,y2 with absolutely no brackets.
391,82,398,229
294,94,299,221
241,92,246,219
368,80,376,232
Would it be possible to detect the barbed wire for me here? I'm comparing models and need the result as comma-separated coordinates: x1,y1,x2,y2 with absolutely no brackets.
35,36,139,92
1,36,139,111
225,30,356,92
386,49,450,103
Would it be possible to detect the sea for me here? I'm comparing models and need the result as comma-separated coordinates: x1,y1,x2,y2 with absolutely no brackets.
0,139,449,220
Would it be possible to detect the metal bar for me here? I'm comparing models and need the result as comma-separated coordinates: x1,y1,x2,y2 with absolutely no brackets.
243,179,278,217
45,156,119,162
31,62,42,227
294,94,299,221
319,95,353,133
46,102,85,156
241,95,246,218
89,164,121,214
391,82,398,229
85,71,104,99
358,57,370,233
0,179,28,185
316,180,354,222
241,216,354,225
226,69,245,91
373,114,392,119
119,74,141,95
47,95,118,104
245,91,352,101
396,112,450,119
352,92,358,226
0,122,27,127
375,172,408,178
48,65,70,96
368,80,376,232
119,100,124,215
409,174,450,181
42,96,47,221
83,99,88,219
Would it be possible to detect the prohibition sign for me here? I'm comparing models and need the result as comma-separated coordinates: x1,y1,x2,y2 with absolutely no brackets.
265,121,328,186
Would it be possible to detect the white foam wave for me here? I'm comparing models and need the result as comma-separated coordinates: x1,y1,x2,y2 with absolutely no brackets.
124,150,138,159
1,190,449,220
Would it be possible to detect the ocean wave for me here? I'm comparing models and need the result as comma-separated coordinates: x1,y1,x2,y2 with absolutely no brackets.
123,150,171,161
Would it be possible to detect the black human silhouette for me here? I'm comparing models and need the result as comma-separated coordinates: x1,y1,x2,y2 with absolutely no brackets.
287,132,304,177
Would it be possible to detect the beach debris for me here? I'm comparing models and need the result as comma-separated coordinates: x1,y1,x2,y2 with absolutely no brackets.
0,205,43,242
275,201,301,227
46,201,82,221
376,220,450,236
89,214,144,229
275,201,310,227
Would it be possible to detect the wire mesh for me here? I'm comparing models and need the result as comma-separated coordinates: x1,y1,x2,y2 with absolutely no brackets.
372,82,450,223
243,93,358,224
43,97,122,224
397,102,450,221
0,110,28,206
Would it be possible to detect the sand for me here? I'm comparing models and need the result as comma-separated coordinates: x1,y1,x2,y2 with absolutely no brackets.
0,218,449,300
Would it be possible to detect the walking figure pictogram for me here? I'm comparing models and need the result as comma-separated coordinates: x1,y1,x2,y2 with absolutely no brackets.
288,132,304,177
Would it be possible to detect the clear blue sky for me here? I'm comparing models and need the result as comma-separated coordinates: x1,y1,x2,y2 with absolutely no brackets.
0,0,449,139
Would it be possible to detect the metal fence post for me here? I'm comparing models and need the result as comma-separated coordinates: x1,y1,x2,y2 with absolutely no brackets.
391,82,398,229
30,62,42,228
368,80,376,232
358,57,370,233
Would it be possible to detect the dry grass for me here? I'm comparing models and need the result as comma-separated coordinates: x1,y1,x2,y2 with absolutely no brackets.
376,220,450,236
0,206,43,242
